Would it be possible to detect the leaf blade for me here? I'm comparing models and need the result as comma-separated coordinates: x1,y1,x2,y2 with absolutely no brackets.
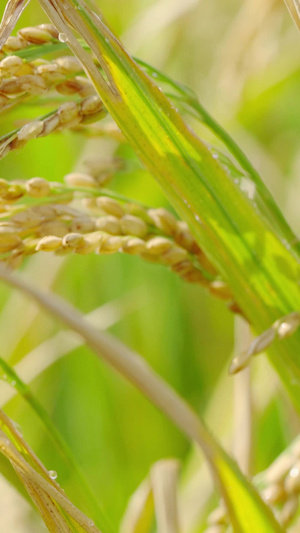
35,0,300,412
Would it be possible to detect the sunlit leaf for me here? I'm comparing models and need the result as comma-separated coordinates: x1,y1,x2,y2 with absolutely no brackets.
31,0,300,416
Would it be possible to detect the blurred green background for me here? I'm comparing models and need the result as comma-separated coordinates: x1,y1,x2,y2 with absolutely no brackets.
0,0,299,531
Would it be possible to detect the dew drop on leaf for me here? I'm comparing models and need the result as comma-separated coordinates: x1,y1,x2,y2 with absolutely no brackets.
58,33,68,43
49,470,58,480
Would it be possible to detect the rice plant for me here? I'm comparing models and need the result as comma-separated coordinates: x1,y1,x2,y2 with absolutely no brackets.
0,0,299,531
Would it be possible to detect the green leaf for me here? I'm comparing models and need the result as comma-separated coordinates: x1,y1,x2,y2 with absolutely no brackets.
35,0,300,413
136,58,299,255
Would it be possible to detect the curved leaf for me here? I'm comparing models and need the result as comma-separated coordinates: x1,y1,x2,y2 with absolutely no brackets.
32,0,300,414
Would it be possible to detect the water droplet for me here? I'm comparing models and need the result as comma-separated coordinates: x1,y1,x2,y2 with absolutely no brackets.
152,72,158,78
88,519,94,527
49,470,58,480
104,37,109,44
10,380,16,387
58,33,68,43
239,177,256,200
290,466,300,478
182,198,192,209
212,153,218,160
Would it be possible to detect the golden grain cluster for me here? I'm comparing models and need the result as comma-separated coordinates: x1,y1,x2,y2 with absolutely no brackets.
0,172,240,310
